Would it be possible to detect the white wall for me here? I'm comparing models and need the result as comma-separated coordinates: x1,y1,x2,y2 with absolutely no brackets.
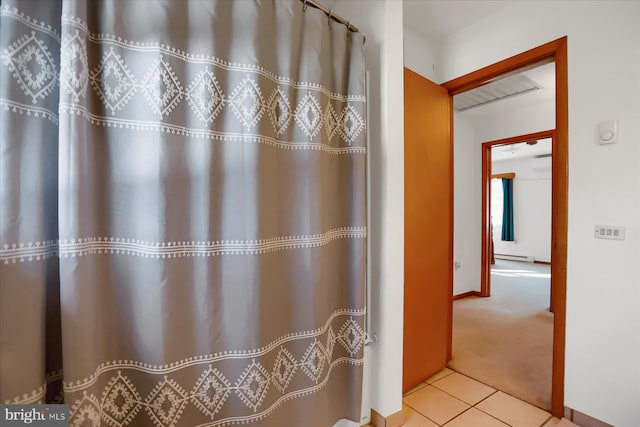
436,2,640,425
340,2,640,425
404,23,482,296
452,113,482,295
492,156,552,263
473,101,555,145
452,99,554,294
329,1,405,425
403,28,437,81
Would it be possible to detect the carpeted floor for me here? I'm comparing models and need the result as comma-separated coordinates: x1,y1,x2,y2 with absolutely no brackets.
449,260,553,410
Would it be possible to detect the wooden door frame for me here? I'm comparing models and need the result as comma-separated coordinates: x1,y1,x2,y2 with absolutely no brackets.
441,36,568,417
481,129,555,298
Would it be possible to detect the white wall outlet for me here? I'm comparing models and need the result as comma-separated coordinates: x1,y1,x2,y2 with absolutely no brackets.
594,225,626,240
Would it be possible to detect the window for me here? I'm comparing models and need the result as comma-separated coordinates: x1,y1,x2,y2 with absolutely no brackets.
491,178,503,237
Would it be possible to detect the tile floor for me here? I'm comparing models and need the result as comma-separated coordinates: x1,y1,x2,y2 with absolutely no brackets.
366,368,560,427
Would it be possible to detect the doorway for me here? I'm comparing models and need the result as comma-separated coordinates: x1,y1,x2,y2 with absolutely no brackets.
481,131,556,299
444,38,568,417
403,37,568,418
452,132,555,410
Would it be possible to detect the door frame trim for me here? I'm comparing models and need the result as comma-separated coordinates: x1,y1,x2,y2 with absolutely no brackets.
442,36,568,417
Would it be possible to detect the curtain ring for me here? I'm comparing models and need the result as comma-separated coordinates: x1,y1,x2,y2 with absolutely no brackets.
302,0,308,11
328,9,333,24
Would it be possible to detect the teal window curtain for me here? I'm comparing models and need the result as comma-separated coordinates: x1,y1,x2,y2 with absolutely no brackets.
501,178,515,241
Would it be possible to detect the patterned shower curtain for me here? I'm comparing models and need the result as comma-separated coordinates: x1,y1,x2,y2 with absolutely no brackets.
0,1,367,425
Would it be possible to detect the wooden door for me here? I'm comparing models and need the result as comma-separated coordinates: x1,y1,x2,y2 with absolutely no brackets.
403,68,453,392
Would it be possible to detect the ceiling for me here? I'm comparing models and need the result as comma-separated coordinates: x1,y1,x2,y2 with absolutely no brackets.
492,138,552,162
402,1,554,119
403,0,514,42
454,73,541,112
456,62,556,119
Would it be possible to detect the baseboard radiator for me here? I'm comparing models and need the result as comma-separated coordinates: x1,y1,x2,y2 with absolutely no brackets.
495,253,534,263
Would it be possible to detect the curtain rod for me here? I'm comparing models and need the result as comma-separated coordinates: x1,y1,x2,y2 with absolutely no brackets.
300,0,360,33
491,173,516,179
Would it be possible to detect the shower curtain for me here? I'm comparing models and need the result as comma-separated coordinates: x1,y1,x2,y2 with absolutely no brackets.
0,1,367,425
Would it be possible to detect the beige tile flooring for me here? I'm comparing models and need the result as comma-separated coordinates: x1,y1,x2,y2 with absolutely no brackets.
366,368,559,427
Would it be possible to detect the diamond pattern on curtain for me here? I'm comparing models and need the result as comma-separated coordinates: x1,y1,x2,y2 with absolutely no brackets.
0,1,367,425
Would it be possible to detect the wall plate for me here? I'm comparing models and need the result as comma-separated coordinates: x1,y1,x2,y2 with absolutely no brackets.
594,225,625,240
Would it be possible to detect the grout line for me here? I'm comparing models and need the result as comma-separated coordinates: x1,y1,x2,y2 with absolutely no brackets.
425,368,456,384
404,384,470,426
429,381,489,407
446,367,553,415
474,389,499,406
402,401,441,426
406,367,551,427
490,388,552,414
417,384,469,407
441,406,475,426
540,414,553,426
447,367,497,388
438,368,499,405
403,368,456,399
473,405,514,427
402,381,428,397
443,367,548,426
